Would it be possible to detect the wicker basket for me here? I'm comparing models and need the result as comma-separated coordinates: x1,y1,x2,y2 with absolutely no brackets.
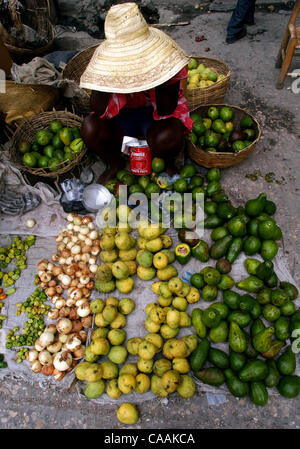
62,44,100,115
3,0,55,60
187,104,261,169
10,111,87,179
186,57,231,111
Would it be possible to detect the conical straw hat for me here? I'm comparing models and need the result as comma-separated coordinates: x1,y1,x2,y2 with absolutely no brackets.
80,2,189,93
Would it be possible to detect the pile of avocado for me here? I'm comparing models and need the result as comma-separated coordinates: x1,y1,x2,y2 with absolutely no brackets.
175,167,300,404
189,106,257,153
18,120,83,171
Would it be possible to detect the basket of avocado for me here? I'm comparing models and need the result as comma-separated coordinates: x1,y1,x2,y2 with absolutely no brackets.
10,110,87,179
187,104,261,168
186,57,231,110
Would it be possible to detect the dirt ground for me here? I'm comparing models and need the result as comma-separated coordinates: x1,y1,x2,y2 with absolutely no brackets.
0,1,299,429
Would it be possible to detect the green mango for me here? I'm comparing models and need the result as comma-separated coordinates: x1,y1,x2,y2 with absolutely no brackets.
262,304,281,322
195,367,225,386
244,258,261,275
277,346,296,375
216,202,236,220
210,235,233,259
202,308,221,328
251,318,266,337
211,190,229,203
271,289,289,307
229,350,247,372
245,193,267,217
226,238,243,263
225,369,249,398
228,311,251,328
239,360,268,382
243,236,261,256
255,261,274,281
280,281,298,301
223,290,240,310
229,322,246,353
247,218,260,237
237,276,264,293
59,127,73,146
278,375,300,398
244,332,258,358
203,267,221,286
250,381,268,406
209,348,229,369
208,302,229,319
209,320,228,343
264,360,280,388
191,240,210,262
190,338,210,372
191,309,207,338
227,216,247,238
256,288,272,305
281,301,296,317
265,272,278,288
274,316,290,341
239,294,256,312
253,326,275,353
217,274,235,291
201,215,224,229
251,300,262,319
204,201,218,216
261,240,278,261
262,340,285,358
206,181,222,197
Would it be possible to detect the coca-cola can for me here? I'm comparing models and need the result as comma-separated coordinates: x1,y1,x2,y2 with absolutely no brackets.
129,145,152,175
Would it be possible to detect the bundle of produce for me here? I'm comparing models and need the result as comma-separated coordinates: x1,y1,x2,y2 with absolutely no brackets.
187,58,225,89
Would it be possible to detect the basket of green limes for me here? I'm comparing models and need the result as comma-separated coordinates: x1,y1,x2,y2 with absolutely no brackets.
10,110,87,178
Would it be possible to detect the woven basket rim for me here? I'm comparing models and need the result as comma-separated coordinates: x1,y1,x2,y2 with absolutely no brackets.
188,103,261,157
62,43,100,82
10,110,86,178
4,19,55,55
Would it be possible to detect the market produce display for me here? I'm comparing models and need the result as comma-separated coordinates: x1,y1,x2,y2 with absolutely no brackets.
189,107,258,153
187,58,225,89
18,120,83,171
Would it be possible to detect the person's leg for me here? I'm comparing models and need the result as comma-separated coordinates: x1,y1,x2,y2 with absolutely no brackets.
226,0,250,43
244,0,256,25
146,118,185,174
81,114,125,183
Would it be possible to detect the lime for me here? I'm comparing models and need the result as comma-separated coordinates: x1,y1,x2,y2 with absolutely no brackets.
188,58,198,70
71,126,81,139
49,120,63,134
122,173,136,186
190,112,202,123
52,134,64,150
18,141,31,154
190,273,205,289
54,149,65,162
207,71,218,82
207,168,221,182
202,118,212,130
31,151,41,162
258,219,277,240
240,116,254,130
43,145,54,158
205,131,220,147
23,153,37,167
207,107,219,120
174,178,188,193
220,107,233,122
244,128,256,140
181,164,196,179
48,157,61,172
198,135,205,147
138,175,150,190
264,200,276,216
243,141,252,148
192,186,205,201
31,142,41,152
145,182,161,198
38,155,50,168
225,121,234,132
212,119,226,134
243,236,261,255
189,175,204,189
152,157,165,173
232,140,246,152
35,130,51,146
129,184,144,194
64,149,74,161
189,132,198,144
116,170,129,181
193,121,206,136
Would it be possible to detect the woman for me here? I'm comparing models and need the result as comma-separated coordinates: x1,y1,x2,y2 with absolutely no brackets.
80,2,192,182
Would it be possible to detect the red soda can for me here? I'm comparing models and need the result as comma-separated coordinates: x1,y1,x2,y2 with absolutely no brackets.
129,145,152,175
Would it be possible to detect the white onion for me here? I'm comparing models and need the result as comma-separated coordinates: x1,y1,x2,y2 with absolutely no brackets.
25,218,36,228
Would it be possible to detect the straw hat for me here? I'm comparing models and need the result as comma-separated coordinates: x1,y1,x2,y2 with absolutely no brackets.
80,2,189,93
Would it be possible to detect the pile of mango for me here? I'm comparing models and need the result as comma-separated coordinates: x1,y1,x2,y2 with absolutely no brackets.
189,106,257,153
18,120,84,171
187,58,225,89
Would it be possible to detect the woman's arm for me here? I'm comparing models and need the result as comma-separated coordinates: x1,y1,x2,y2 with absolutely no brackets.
90,90,111,116
155,81,180,116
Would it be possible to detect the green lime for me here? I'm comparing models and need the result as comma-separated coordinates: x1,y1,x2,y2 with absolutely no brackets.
48,157,61,172
35,130,51,146
190,112,202,123
138,175,150,190
54,149,65,162
193,121,206,136
244,129,256,140
145,182,161,198
181,164,196,179
207,70,218,82
189,132,198,144
220,107,233,122
71,126,81,139
129,184,144,194
202,118,212,130
192,186,205,201
121,173,136,186
212,119,226,134
225,122,234,132
43,145,54,158
189,175,204,189
207,168,221,182
116,169,129,181
49,120,63,134
240,116,254,130
258,219,277,240
264,200,276,216
205,131,220,147
202,285,218,302
52,134,64,150
232,140,246,152
198,135,205,147
174,178,188,193
18,141,31,154
31,151,41,162
207,106,219,120
38,155,50,168
23,153,37,167
152,157,165,173
243,236,262,255
64,149,74,161
31,142,41,152
190,273,205,289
